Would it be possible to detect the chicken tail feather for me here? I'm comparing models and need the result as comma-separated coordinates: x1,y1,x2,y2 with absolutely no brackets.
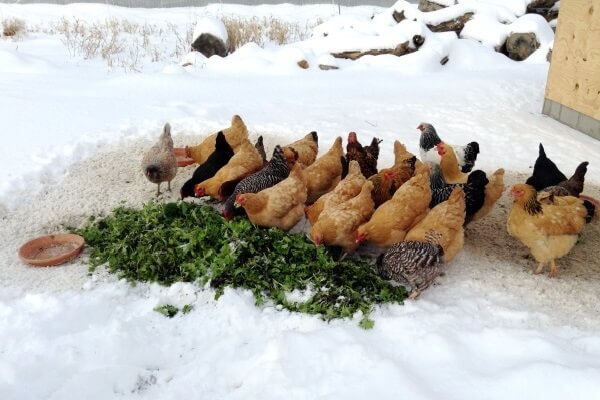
340,156,349,179
583,199,595,223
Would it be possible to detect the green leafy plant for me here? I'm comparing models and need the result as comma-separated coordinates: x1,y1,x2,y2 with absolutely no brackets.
154,304,179,318
77,201,406,326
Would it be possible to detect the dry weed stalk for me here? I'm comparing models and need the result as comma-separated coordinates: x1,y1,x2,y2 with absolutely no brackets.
222,16,313,51
8,15,316,71
2,17,26,38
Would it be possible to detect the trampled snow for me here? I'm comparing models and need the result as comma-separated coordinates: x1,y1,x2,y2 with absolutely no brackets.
1,2,600,399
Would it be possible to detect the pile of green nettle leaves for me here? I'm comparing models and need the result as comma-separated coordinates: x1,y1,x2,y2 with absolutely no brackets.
77,201,406,328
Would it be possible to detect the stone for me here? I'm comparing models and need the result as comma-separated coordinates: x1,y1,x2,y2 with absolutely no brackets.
427,13,473,34
392,9,406,23
526,0,559,21
190,33,228,58
418,0,452,12
527,0,558,13
413,34,425,49
331,41,412,60
505,32,540,61
319,64,339,71
297,60,310,69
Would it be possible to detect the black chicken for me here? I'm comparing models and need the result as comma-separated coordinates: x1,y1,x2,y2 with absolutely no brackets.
542,161,589,197
525,143,567,190
180,131,233,199
526,145,594,221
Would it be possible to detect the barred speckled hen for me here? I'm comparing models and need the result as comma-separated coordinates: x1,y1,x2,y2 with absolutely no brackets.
376,237,445,299
222,145,297,220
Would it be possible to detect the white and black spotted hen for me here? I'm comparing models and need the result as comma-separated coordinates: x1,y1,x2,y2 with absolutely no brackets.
222,145,295,220
418,122,479,173
376,236,445,299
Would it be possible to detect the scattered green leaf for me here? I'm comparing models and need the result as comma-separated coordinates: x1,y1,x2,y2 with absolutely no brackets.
154,304,179,318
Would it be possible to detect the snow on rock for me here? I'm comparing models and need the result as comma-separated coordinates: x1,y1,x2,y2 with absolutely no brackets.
395,1,516,27
419,0,549,17
190,16,229,58
459,13,510,49
509,13,554,45
192,16,228,45
506,14,555,62
445,37,515,70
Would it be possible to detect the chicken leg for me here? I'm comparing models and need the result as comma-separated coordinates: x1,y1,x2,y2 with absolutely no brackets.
534,262,545,275
156,183,162,197
549,260,560,278
167,180,172,192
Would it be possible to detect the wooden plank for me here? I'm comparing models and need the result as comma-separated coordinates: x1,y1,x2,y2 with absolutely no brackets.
545,0,600,120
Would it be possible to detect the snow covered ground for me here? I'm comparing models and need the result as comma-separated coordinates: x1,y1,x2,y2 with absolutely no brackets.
1,2,600,399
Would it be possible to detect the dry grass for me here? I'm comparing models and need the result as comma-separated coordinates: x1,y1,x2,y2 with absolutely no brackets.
2,17,26,38
3,15,318,71
53,17,169,72
222,16,317,52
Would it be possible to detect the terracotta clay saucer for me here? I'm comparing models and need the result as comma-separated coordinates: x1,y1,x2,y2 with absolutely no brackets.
19,234,85,267
174,147,195,168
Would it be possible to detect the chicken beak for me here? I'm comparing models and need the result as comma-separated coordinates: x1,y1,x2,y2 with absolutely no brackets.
194,185,205,198
312,235,323,245
355,231,365,243
235,194,245,206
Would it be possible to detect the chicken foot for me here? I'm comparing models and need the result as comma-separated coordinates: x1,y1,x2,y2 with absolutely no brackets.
155,183,162,197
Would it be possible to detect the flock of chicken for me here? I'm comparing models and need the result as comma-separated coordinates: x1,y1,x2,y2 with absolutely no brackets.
141,115,595,298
